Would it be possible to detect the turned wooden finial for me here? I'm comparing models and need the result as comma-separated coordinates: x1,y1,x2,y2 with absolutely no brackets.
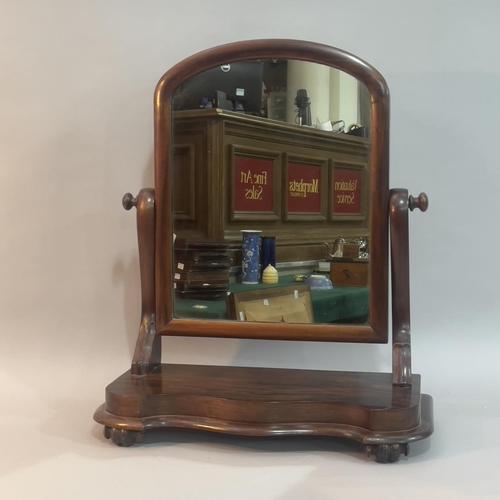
408,192,428,212
122,192,137,210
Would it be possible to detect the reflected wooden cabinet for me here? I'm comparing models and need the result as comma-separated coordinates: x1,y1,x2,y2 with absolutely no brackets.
173,108,370,263
94,39,433,463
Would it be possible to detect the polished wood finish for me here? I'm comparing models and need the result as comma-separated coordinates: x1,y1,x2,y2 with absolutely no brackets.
96,398,432,463
123,189,160,375
389,189,428,386
94,365,433,463
94,40,433,461
409,192,429,213
93,364,433,462
101,364,420,430
155,40,389,343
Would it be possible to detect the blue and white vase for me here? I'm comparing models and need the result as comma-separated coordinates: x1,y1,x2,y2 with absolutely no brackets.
241,230,261,284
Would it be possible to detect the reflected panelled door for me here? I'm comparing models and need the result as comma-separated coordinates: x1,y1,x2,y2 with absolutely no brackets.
155,40,389,342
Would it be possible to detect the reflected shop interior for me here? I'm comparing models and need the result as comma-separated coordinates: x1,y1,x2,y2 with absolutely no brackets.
171,59,371,325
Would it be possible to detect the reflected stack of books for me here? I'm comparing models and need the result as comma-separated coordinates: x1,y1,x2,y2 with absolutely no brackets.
174,239,231,300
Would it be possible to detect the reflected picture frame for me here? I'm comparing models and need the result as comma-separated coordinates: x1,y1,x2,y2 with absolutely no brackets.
227,284,313,324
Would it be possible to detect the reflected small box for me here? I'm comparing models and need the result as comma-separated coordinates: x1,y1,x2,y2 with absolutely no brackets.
330,259,368,287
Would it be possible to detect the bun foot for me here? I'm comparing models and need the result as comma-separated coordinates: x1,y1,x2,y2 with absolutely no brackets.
103,426,143,447
366,443,409,463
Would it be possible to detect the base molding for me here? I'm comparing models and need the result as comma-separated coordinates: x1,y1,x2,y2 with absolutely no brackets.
94,364,433,462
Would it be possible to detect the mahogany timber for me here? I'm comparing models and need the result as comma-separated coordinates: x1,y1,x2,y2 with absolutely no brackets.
154,39,389,343
389,189,428,386
93,40,433,461
123,189,161,375
93,364,433,444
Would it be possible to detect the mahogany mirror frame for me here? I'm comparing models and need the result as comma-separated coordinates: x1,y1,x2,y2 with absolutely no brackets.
154,39,389,343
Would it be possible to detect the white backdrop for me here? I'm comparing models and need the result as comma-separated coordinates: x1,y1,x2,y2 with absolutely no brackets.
1,1,499,498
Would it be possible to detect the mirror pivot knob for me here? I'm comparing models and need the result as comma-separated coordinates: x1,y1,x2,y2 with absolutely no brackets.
122,192,137,210
408,192,428,212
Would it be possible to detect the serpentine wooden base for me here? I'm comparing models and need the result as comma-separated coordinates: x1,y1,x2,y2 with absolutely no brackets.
94,364,433,463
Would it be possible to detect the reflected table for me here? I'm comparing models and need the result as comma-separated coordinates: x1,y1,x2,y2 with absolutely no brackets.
174,274,369,323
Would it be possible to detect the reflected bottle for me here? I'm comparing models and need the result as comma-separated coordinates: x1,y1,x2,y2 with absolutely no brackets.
241,230,261,284
261,236,276,272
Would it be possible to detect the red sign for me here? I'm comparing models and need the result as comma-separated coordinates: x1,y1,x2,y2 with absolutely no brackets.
333,169,362,214
234,156,274,212
287,163,321,213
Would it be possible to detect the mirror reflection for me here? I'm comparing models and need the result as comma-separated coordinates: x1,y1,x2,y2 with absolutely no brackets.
171,59,371,325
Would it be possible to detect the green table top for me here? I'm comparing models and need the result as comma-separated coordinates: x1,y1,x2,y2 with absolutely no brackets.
174,274,368,323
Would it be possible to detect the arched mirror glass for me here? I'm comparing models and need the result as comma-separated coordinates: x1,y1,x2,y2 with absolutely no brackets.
171,59,371,326
153,40,389,343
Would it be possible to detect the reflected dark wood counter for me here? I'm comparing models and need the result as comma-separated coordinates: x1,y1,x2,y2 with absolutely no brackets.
173,108,370,264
